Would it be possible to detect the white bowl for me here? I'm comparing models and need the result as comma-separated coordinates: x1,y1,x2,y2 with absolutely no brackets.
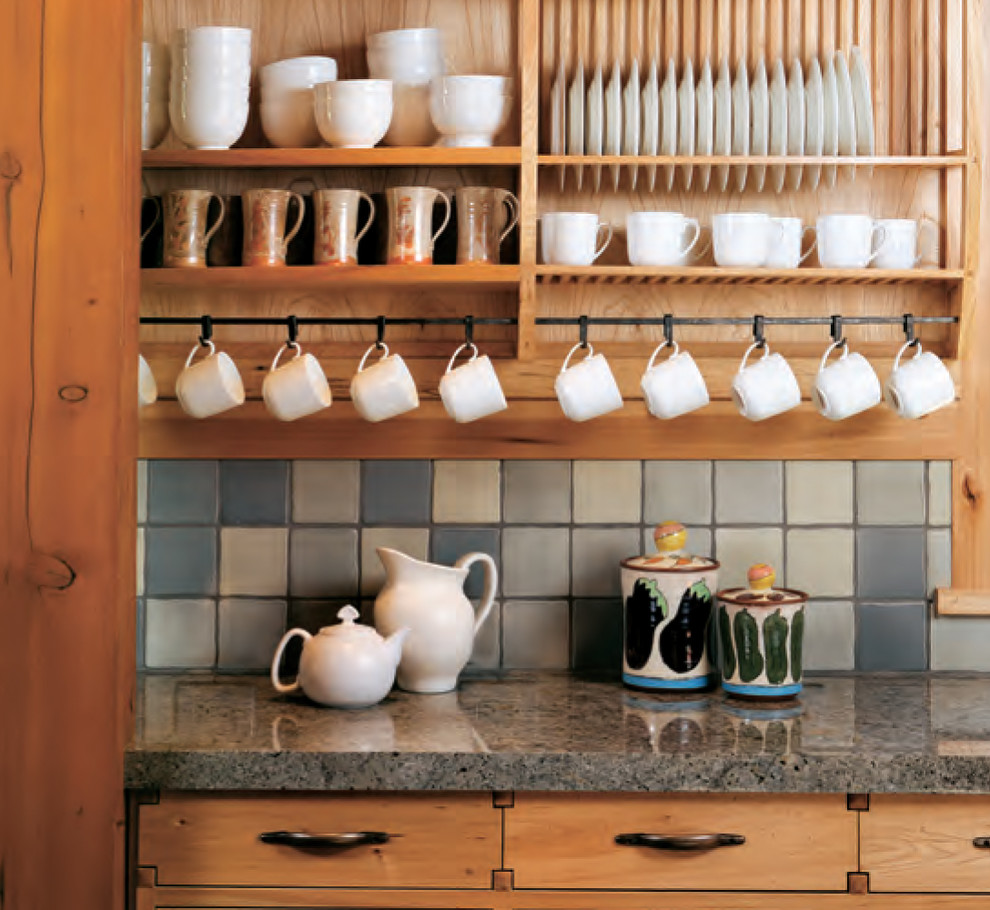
142,99,169,149
429,75,510,146
367,28,443,84
377,82,436,146
174,26,252,45
260,92,322,147
314,79,392,148
261,55,337,90
170,86,250,149
367,27,441,48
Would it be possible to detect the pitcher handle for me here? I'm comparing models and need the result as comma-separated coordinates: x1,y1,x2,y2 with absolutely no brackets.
271,628,312,694
283,192,306,249
204,193,226,246
431,191,452,244
141,197,161,243
356,192,377,244
454,552,498,636
497,190,521,244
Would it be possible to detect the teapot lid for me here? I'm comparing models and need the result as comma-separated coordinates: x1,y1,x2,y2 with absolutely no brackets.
717,563,807,606
622,521,719,573
317,605,381,639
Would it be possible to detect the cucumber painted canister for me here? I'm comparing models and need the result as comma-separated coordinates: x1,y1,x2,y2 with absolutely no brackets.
621,522,719,692
717,563,808,700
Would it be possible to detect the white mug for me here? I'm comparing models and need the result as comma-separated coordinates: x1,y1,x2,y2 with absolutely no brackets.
138,354,158,407
765,217,817,269
350,343,420,423
712,213,782,268
812,341,882,421
554,343,624,422
262,343,332,422
438,343,508,423
541,213,613,266
731,342,801,422
626,212,701,267
817,215,886,268
872,217,936,270
640,341,710,419
884,341,956,420
175,341,246,419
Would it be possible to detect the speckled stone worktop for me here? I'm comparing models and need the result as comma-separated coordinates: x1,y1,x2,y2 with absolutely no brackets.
126,672,990,793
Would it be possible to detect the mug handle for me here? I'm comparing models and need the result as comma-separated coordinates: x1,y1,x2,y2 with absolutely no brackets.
917,214,939,267
282,192,306,250
271,341,302,372
184,339,216,369
357,342,389,373
866,223,889,266
646,340,679,372
561,341,594,373
799,225,818,264
893,339,922,371
356,192,376,244
593,223,613,261
141,197,161,243
203,194,226,246
818,338,849,374
679,218,702,257
453,552,498,636
497,190,521,244
445,342,479,374
431,191,452,244
271,628,313,695
738,341,770,373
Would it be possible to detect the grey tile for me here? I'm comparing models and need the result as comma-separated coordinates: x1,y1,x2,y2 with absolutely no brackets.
785,461,854,525
218,598,287,670
137,527,145,597
145,598,216,668
289,599,354,634
292,460,360,523
145,527,217,597
786,529,855,597
433,461,501,523
573,461,642,524
147,460,217,525
220,461,288,525
137,460,148,524
715,461,783,524
642,526,712,559
136,597,146,669
857,528,927,600
219,528,289,597
468,600,501,670
856,602,928,671
502,527,570,597
572,598,623,670
929,461,952,526
362,460,431,524
714,527,784,591
571,527,641,597
431,527,500,599
503,461,571,524
804,601,855,671
644,461,713,526
502,600,570,669
931,617,990,671
289,528,359,598
857,461,926,525
927,528,952,596
360,527,430,596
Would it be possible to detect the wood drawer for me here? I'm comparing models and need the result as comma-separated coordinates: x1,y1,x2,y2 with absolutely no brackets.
504,793,857,891
862,795,990,892
138,792,501,888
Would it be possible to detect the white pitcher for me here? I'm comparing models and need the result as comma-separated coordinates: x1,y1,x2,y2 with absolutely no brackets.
373,547,497,693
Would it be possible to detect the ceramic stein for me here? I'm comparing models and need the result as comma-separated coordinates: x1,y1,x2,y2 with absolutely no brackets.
261,342,332,422
454,187,519,264
816,215,886,268
731,342,801,422
640,341,710,419
438,342,508,423
712,213,782,268
764,218,816,269
626,212,701,267
812,340,882,421
350,343,420,422
242,189,305,267
872,216,937,270
541,213,612,266
884,341,956,419
313,189,375,266
554,343,624,422
163,189,225,268
386,186,451,264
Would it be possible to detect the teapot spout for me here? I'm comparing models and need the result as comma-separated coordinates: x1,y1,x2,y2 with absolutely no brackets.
384,626,411,669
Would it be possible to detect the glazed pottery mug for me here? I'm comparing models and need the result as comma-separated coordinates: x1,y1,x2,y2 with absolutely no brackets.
764,217,817,269
386,186,451,264
816,214,886,268
138,354,158,407
242,189,305,267
141,196,161,243
813,340,882,421
438,342,508,423
262,342,332,422
175,340,246,418
313,189,375,266
163,189,225,268
712,213,783,267
884,341,956,419
554,343,624,422
872,216,938,270
626,212,701,267
350,343,420,422
541,213,612,266
731,342,802,421
454,186,520,264
640,341,710,419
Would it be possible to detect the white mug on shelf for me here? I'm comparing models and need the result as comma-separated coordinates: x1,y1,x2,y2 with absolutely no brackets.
731,342,801,422
350,343,420,423
554,343,624,422
816,215,886,269
712,213,782,268
626,212,702,267
261,342,332,422
138,354,158,408
541,213,613,266
438,343,508,423
812,340,882,421
640,341,710,419
872,216,937,270
884,341,956,420
765,217,817,269
175,340,246,419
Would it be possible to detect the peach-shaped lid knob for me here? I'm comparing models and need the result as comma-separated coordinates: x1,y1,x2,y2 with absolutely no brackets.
653,520,687,553
747,563,776,592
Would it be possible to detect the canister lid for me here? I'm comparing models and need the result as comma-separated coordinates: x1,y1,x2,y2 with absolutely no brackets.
717,563,807,605
621,521,719,573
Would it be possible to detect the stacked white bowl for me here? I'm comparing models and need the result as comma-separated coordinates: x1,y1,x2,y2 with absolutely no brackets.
260,56,337,148
366,28,444,146
314,80,393,148
142,42,169,149
169,26,252,150
430,75,512,147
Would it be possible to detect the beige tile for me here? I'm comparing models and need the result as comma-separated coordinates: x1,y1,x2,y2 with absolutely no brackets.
360,527,430,596
136,528,145,597
932,617,990,671
292,460,360,523
218,598,287,670
928,528,952,595
573,461,642,524
804,601,855,671
137,460,148,524
785,461,854,525
219,528,289,597
715,461,783,524
644,461,712,525
857,461,926,525
929,461,952,526
504,461,571,523
502,527,570,597
433,460,501,523
786,529,855,597
289,528,359,598
502,600,570,669
145,599,216,669
714,527,784,591
572,527,641,597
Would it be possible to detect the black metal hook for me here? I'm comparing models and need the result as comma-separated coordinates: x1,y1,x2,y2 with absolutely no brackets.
464,315,474,346
376,315,386,349
903,313,919,347
286,315,299,346
198,314,213,346
579,314,589,348
752,314,766,349
663,313,674,346
830,315,846,348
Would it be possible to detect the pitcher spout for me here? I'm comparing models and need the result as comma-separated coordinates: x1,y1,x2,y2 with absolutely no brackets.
375,547,467,585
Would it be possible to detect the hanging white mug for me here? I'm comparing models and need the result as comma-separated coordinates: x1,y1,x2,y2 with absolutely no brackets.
262,342,332,422
350,343,420,423
640,341,710,419
438,343,508,423
554,343,624,422
138,354,158,407
175,340,246,419
731,342,801,422
812,340,882,421
884,341,956,419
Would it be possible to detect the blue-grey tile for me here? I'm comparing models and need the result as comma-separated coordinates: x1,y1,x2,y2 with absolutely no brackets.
856,602,928,671
572,598,623,670
503,461,571,523
136,597,146,669
137,460,148,524
147,460,217,524
856,527,927,600
289,599,355,634
289,528,359,598
145,598,216,668
431,527,500,598
571,527,641,597
502,527,570,597
502,600,570,669
145,526,217,596
218,598,287,671
362,460,431,524
219,461,288,525
468,600,501,670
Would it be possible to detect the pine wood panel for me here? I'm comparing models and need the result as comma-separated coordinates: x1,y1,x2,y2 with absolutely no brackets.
935,589,990,614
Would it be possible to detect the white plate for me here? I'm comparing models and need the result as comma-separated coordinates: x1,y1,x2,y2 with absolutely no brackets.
835,50,856,180
678,58,696,190
661,58,678,190
551,57,567,188
750,59,769,192
822,55,839,187
605,61,622,189
587,64,604,190
714,58,732,191
623,59,641,188
696,58,714,190
568,58,585,188
769,58,788,193
642,59,660,190
731,58,750,191
850,46,875,159
786,58,805,190
804,57,824,191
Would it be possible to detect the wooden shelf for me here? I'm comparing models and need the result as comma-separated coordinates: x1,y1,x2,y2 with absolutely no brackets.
538,154,972,168
143,147,523,168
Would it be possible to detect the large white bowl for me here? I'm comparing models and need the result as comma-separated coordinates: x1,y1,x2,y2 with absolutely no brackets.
314,79,392,148
170,84,250,149
429,75,510,147
261,55,337,90
174,26,252,45
367,27,443,84
261,92,322,147
142,99,169,149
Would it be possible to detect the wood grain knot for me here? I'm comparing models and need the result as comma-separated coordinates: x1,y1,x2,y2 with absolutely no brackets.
0,149,22,181
26,552,76,590
962,470,982,506
58,385,88,402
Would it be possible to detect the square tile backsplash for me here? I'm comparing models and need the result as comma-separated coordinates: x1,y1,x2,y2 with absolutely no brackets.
138,459,977,673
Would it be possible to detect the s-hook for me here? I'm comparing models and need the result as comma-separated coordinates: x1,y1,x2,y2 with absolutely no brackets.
579,314,590,348
830,315,846,349
903,313,919,347
752,314,766,349
286,314,299,346
376,315,386,350
198,314,213,347
663,313,674,346
464,314,475,346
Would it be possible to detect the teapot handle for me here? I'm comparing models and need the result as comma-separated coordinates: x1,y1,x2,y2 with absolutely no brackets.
454,552,498,636
271,628,312,694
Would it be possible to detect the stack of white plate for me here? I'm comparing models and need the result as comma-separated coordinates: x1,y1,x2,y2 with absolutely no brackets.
142,42,169,149
260,56,337,148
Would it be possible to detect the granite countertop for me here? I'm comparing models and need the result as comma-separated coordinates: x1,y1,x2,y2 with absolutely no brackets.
126,672,990,793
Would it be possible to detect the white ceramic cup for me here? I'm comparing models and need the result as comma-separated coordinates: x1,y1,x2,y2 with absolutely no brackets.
712,213,782,268
640,341,710,419
872,217,936,270
438,343,508,423
350,343,420,423
260,56,337,148
884,341,956,419
626,212,701,267
138,354,158,407
261,343,332,422
555,343,624,422
812,341,882,421
731,342,802,421
765,217,817,269
541,213,613,266
429,75,511,147
816,214,887,268
367,28,444,83
175,341,246,419
314,79,393,148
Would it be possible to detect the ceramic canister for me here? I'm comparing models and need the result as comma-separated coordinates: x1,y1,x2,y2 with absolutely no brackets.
717,564,808,700
620,522,720,692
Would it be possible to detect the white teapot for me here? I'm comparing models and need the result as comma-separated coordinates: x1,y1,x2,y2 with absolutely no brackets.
271,606,410,709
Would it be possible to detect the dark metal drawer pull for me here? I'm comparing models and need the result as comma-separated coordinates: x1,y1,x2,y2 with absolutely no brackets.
974,837,990,849
259,830,391,848
615,833,746,850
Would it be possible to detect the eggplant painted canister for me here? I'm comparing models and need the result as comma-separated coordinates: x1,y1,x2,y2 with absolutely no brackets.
620,522,719,692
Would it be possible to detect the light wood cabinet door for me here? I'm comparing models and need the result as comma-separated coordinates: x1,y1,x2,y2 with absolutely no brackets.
861,795,990,892
138,792,501,888
504,793,857,891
